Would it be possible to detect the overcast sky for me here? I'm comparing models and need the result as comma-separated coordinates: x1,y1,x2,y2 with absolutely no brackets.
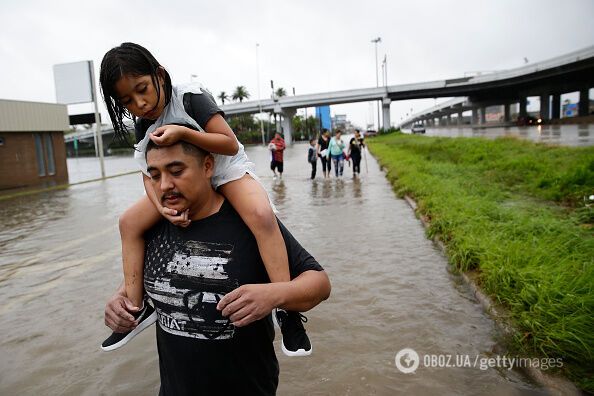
1,0,593,129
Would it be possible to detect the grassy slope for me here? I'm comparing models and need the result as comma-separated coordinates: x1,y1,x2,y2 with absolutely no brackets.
367,133,594,390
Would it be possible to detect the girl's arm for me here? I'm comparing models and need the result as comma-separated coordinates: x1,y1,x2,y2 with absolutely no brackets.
150,114,239,156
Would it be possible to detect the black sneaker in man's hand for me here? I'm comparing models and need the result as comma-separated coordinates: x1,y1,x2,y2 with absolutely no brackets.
273,309,312,357
101,302,157,351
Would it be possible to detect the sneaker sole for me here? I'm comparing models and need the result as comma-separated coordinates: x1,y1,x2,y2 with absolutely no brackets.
281,342,312,357
271,309,281,330
272,310,313,357
100,311,157,352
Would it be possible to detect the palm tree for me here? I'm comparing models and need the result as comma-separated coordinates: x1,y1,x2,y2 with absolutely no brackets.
273,88,287,130
218,91,229,105
275,87,287,98
232,86,250,102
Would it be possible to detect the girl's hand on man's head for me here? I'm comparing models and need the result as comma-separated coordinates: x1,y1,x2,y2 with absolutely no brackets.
150,124,188,146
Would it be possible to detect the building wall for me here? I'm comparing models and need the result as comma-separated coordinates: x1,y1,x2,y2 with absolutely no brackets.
0,131,68,190
0,99,69,132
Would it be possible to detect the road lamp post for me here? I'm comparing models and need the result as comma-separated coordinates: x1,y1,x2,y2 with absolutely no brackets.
256,43,265,145
371,37,381,131
382,55,388,87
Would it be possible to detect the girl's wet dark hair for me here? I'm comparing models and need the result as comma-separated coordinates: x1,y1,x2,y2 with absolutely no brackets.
99,42,172,146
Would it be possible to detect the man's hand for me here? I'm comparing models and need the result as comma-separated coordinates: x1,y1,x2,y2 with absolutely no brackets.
161,207,191,227
216,284,281,327
104,291,140,333
150,124,188,146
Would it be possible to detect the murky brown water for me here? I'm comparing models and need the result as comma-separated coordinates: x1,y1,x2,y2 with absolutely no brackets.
0,142,546,395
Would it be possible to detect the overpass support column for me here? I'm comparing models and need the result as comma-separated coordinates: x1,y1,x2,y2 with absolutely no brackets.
519,98,528,119
480,106,486,124
471,108,478,125
504,103,511,123
579,88,590,117
446,114,452,126
551,94,561,119
382,98,391,130
280,108,296,145
540,95,550,121
457,110,463,126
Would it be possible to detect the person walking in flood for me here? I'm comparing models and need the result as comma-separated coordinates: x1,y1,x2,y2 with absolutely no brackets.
307,138,317,179
327,130,346,177
98,42,313,357
317,129,331,178
104,139,330,394
269,132,286,179
348,130,365,177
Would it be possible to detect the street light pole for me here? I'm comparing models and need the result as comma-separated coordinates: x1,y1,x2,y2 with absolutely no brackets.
383,55,388,87
371,37,381,131
256,43,265,145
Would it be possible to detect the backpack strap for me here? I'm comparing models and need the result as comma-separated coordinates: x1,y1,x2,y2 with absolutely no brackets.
182,92,206,132
182,92,195,121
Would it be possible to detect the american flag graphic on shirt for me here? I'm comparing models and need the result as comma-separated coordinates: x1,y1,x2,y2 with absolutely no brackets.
144,231,239,340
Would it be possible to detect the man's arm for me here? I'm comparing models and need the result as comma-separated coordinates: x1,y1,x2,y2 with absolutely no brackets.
216,270,330,327
104,282,141,333
217,219,331,327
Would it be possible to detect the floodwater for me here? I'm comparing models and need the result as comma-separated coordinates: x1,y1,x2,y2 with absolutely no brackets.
403,123,594,146
0,142,547,395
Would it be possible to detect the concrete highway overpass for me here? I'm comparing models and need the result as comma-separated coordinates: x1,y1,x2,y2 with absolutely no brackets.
67,45,594,145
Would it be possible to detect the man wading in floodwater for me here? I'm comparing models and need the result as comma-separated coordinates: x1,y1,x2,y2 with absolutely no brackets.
104,138,331,395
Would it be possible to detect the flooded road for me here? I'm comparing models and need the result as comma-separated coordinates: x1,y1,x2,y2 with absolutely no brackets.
0,142,546,395
402,123,594,146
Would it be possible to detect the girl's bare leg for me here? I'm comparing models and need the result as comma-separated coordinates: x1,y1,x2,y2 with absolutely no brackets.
119,195,162,308
219,175,290,283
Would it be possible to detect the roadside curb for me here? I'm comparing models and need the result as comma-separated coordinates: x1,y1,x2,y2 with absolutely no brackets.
401,193,582,396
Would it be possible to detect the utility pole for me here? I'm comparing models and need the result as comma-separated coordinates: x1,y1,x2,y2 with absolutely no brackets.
383,55,388,87
255,43,265,145
89,60,105,178
371,37,382,131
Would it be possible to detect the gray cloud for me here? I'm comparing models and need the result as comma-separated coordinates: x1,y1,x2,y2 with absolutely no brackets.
1,0,593,128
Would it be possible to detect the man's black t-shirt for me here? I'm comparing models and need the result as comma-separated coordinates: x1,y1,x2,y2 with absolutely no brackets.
144,199,323,396
134,88,224,144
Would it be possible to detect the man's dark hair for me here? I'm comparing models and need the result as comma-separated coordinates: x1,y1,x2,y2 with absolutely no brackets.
99,42,173,147
145,140,209,165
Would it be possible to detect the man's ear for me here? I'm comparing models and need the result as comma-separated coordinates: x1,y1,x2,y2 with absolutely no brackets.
203,154,215,177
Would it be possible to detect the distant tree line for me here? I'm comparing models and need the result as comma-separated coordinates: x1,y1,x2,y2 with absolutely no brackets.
219,86,322,144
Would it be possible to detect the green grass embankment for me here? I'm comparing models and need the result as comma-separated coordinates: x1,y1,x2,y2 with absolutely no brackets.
367,133,594,390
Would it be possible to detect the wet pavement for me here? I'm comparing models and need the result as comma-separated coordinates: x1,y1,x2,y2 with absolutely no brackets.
0,141,546,395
